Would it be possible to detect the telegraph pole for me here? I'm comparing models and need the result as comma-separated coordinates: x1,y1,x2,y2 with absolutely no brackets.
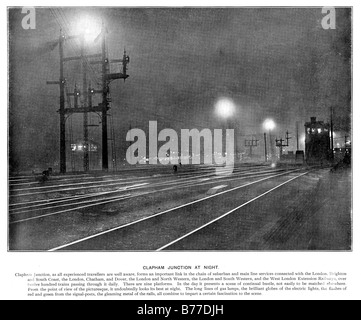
285,131,291,147
101,23,109,171
268,130,274,161
81,35,89,172
264,133,267,162
99,24,130,171
345,135,351,149
330,107,334,159
59,31,66,174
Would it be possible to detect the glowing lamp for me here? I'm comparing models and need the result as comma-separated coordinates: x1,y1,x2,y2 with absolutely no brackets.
263,119,276,131
215,98,236,119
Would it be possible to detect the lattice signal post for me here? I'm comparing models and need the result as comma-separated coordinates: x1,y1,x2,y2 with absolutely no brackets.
275,131,291,158
47,24,130,173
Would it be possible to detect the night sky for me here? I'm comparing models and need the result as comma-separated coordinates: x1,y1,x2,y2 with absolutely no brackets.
8,7,352,172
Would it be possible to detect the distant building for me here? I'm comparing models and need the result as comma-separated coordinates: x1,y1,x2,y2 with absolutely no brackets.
70,140,100,153
304,117,331,162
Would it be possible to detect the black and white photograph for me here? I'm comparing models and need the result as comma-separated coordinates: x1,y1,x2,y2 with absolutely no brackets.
7,6,352,253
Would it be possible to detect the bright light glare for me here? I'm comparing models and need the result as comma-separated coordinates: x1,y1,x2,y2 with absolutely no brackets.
215,98,236,119
300,133,306,143
74,15,101,43
263,119,276,131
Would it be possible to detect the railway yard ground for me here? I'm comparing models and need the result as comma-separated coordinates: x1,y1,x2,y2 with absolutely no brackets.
8,163,352,251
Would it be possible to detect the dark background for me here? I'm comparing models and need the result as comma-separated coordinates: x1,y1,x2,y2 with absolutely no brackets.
8,7,352,172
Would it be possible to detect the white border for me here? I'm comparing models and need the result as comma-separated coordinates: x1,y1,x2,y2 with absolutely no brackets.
1,1,359,300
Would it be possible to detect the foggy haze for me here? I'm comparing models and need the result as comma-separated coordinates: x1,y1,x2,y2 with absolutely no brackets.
8,7,351,172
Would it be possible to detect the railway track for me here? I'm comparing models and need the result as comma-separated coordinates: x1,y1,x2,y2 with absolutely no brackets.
9,166,294,224
9,164,268,193
49,169,311,251
8,164,313,251
8,164,274,210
